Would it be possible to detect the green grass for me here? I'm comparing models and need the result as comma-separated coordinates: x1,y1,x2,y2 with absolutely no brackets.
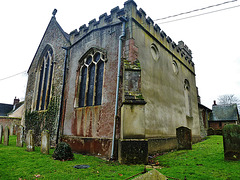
157,135,240,180
1,136,239,179
0,136,144,180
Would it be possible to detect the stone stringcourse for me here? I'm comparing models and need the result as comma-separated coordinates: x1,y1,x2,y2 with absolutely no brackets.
69,0,194,70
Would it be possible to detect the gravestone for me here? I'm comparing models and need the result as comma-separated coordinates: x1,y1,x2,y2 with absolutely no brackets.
176,126,192,150
3,126,9,146
26,130,35,151
0,125,3,144
223,125,240,161
9,125,14,136
207,127,215,136
41,130,50,154
133,169,167,180
16,126,24,147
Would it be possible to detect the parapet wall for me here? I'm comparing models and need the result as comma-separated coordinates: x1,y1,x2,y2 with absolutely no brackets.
69,6,126,44
69,0,194,73
128,0,194,73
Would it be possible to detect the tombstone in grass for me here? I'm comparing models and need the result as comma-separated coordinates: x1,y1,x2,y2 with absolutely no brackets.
207,127,215,136
0,125,3,144
26,130,35,151
176,126,192,150
16,126,24,147
3,126,9,146
9,125,14,136
223,125,240,161
41,130,50,154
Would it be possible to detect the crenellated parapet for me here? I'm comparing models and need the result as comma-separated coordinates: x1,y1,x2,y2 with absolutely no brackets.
69,6,126,44
125,0,195,71
68,0,194,71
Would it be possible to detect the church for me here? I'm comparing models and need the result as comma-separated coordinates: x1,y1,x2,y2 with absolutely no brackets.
23,0,201,163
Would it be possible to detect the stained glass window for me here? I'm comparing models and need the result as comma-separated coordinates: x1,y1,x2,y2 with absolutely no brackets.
78,49,105,107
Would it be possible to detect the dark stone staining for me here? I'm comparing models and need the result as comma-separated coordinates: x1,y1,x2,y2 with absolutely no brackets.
119,140,148,164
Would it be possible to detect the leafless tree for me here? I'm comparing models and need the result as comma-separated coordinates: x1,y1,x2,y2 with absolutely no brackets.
218,94,239,105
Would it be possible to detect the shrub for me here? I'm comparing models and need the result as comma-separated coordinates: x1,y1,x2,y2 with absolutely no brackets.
52,142,74,161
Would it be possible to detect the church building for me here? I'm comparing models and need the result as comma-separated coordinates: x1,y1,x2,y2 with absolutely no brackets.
23,0,201,163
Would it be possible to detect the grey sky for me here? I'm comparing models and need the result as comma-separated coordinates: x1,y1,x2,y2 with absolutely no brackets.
0,0,240,108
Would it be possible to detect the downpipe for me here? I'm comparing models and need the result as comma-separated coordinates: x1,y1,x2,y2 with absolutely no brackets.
111,16,128,160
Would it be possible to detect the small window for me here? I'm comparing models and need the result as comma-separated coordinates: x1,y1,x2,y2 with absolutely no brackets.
150,43,159,61
77,49,106,107
184,79,192,117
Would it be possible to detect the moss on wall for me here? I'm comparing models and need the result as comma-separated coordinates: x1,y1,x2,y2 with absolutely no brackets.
25,96,59,145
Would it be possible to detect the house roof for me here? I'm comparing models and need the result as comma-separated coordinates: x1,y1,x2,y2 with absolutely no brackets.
210,104,239,121
0,103,13,116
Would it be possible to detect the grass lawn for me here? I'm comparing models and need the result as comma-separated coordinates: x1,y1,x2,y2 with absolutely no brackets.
157,135,240,180
0,136,144,180
0,135,239,179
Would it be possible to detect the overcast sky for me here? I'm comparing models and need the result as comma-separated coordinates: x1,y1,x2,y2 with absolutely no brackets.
0,0,240,108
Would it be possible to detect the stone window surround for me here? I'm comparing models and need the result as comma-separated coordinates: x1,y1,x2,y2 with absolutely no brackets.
74,48,107,108
34,45,55,111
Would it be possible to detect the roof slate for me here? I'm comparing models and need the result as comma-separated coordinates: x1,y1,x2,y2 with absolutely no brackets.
211,104,239,121
0,103,13,116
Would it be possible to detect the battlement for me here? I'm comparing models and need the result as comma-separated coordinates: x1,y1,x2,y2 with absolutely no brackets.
69,6,126,44
126,0,194,68
69,0,194,68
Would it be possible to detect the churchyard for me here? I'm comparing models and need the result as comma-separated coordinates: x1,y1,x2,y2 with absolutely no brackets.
0,125,240,179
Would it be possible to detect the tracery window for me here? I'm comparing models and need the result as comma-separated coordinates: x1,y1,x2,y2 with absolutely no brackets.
184,79,192,117
77,49,106,107
35,45,54,110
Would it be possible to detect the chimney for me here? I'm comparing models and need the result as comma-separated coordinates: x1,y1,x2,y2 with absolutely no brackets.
13,97,20,106
213,100,217,106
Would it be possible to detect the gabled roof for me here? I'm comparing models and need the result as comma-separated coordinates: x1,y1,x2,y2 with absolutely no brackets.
27,13,70,73
210,104,239,121
0,103,13,116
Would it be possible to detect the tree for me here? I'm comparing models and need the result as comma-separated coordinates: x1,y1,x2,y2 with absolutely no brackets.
218,94,239,105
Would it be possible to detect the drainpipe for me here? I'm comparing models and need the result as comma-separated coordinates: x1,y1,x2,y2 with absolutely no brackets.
111,16,128,159
56,46,70,144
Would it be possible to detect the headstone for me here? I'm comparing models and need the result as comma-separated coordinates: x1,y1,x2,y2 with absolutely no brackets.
41,130,50,154
223,125,240,161
16,126,24,147
26,130,35,151
133,169,167,180
0,125,3,144
3,126,9,146
9,125,14,136
176,126,192,150
207,127,215,136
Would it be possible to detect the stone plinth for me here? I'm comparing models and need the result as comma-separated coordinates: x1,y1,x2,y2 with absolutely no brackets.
176,126,192,150
41,130,50,154
223,125,240,161
118,139,148,164
26,130,35,151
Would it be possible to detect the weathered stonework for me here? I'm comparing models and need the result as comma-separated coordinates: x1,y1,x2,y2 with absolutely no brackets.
0,125,2,144
41,130,50,154
16,126,24,147
223,125,240,161
3,126,9,146
176,126,192,150
24,0,201,163
26,130,35,152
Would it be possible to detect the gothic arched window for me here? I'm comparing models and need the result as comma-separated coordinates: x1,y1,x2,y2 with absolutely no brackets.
36,45,54,110
77,49,106,107
184,79,192,117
